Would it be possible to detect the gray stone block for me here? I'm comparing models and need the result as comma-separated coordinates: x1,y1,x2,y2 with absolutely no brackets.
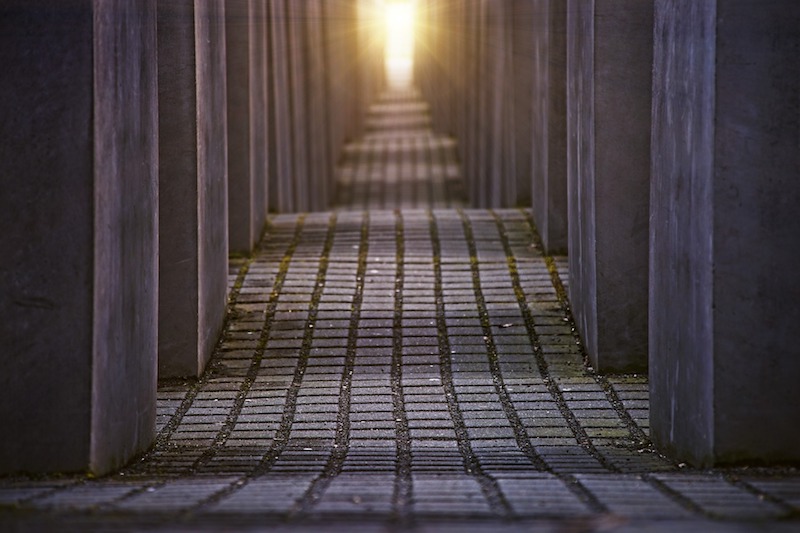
529,0,568,253
158,0,229,378
305,0,331,211
0,0,158,475
267,0,295,213
287,0,310,212
650,0,800,466
226,0,268,254
566,0,653,373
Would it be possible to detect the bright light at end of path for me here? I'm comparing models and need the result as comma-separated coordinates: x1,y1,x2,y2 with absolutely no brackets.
384,0,416,89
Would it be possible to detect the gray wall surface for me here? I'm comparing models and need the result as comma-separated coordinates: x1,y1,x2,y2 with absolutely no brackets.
268,0,295,213
0,0,158,475
530,0,568,254
158,0,229,378
650,0,800,466
226,0,268,254
567,0,652,373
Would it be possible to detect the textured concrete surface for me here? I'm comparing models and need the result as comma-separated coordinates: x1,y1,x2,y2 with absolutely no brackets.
529,0,568,254
267,0,295,213
2,89,798,531
90,0,159,475
0,0,158,475
287,1,311,212
650,0,800,466
158,0,229,378
566,0,652,373
226,0,268,254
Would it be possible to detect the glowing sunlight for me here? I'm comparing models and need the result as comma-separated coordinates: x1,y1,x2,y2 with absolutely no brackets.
383,0,416,89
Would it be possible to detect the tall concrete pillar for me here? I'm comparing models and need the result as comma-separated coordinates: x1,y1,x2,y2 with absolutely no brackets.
512,0,535,209
267,0,295,213
306,0,331,211
474,1,490,207
566,0,653,373
226,0,267,254
323,0,360,174
650,0,800,466
463,1,481,206
0,0,158,475
529,0,568,253
287,0,310,212
158,0,229,378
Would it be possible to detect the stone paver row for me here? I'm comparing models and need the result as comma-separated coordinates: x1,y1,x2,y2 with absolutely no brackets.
1,89,798,531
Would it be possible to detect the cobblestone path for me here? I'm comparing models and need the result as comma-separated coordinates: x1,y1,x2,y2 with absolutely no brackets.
1,90,799,532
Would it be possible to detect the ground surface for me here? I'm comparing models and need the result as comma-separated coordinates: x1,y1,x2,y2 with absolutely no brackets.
1,90,798,532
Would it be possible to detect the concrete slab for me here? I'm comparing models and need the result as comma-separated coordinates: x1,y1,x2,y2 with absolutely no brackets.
529,0,568,254
650,0,800,466
0,0,158,475
287,0,310,212
566,0,653,373
305,0,331,211
158,0,229,378
225,0,268,254
267,0,295,213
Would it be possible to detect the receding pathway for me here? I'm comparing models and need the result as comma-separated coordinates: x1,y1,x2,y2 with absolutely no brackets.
1,89,799,532
335,88,463,210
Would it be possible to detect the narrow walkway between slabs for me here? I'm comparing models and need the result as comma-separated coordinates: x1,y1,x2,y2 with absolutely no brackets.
2,89,799,533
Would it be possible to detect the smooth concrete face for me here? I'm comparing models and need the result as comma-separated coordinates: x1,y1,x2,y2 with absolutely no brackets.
158,0,229,378
196,0,229,371
0,0,157,474
0,0,94,474
651,0,800,466
287,1,310,212
530,0,568,254
474,1,492,207
305,0,330,211
267,0,295,213
226,0,267,254
512,0,534,208
566,0,598,370
649,0,716,466
323,0,360,171
91,0,159,474
250,0,268,233
226,0,259,254
567,0,652,373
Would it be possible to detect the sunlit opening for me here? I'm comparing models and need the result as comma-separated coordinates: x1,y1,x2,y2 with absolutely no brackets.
384,0,416,89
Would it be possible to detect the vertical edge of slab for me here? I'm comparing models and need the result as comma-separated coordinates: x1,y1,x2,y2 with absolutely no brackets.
91,0,159,474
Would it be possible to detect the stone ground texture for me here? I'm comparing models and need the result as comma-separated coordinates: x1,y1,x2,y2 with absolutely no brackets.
1,90,799,532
